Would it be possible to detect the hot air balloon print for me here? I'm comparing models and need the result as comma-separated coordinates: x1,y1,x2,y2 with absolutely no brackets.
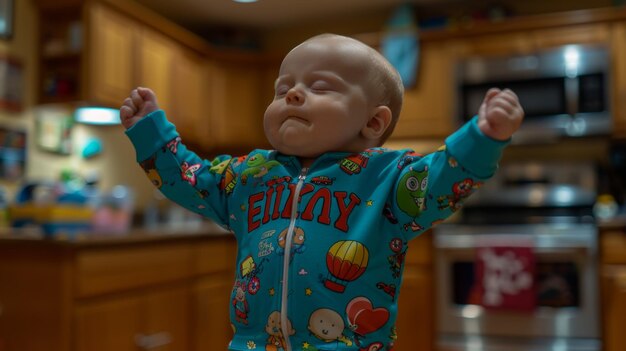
324,240,369,293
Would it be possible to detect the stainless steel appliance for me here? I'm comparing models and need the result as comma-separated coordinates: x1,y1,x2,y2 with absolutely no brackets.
457,44,610,144
434,162,601,351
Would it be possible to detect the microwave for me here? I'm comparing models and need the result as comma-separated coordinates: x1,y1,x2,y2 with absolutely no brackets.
457,44,611,144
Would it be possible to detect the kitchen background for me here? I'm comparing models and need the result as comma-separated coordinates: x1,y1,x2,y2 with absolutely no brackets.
1,0,626,351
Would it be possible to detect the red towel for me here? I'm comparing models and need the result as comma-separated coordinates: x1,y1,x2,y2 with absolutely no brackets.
474,237,536,312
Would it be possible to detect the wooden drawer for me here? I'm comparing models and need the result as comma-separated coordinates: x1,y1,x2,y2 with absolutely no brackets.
75,243,193,297
601,230,626,264
193,238,236,275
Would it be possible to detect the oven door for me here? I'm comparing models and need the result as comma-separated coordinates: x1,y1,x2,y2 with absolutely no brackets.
434,223,600,351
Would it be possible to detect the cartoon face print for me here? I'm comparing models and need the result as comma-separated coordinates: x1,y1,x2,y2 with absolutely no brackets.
308,308,347,342
277,227,306,260
265,311,295,350
396,166,429,218
140,155,163,188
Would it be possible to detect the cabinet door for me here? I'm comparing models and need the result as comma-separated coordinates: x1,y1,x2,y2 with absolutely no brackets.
602,265,626,351
192,272,234,351
454,32,534,57
171,48,212,150
395,264,433,351
532,23,610,49
75,294,142,351
209,61,268,151
142,286,190,351
87,3,136,107
137,27,177,114
391,41,455,140
75,286,189,351
612,22,626,139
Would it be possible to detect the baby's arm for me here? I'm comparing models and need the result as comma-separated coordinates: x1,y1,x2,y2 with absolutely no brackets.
120,87,159,130
121,87,235,228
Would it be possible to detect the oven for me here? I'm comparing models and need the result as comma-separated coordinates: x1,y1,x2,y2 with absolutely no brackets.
433,162,601,351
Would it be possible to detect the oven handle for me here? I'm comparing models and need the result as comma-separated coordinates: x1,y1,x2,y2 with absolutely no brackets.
436,245,592,255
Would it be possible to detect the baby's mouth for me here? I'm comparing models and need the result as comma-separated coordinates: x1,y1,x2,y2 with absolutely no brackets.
286,115,310,125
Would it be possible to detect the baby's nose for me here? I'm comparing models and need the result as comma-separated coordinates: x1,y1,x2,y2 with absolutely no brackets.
286,88,304,104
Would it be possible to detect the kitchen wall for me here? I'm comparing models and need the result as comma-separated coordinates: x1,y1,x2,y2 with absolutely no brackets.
0,0,155,209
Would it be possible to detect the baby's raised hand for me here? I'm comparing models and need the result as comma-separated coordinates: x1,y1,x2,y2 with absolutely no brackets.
477,88,524,141
119,87,160,130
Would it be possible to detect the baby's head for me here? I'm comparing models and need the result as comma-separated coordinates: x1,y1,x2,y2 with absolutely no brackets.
264,34,403,163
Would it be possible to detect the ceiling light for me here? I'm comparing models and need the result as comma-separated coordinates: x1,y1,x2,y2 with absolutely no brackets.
233,0,258,3
74,107,120,125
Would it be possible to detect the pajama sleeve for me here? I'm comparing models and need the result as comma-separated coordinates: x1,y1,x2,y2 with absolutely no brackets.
125,110,236,229
390,116,509,241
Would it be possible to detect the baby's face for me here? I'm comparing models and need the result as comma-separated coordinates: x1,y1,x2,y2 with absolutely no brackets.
264,36,376,161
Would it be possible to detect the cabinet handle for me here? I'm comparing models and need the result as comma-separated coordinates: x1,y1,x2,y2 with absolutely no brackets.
134,332,172,350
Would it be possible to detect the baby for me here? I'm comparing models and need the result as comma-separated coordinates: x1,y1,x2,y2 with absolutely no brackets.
121,33,523,351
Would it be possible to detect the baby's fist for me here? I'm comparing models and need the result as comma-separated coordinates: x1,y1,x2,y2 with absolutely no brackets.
477,88,524,141
119,87,159,129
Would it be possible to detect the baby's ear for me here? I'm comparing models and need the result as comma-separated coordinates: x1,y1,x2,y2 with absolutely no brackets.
361,106,392,140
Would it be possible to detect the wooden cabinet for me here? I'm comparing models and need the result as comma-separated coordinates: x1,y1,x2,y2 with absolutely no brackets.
209,60,271,152
600,228,626,351
75,286,189,351
86,1,137,107
0,234,236,351
391,42,456,140
612,22,626,139
394,232,433,351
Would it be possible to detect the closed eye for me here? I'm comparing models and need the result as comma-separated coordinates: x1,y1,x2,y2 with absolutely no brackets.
310,80,334,92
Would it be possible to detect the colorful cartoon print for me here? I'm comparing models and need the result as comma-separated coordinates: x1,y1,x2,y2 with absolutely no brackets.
165,136,181,154
437,178,482,212
139,155,162,188
345,296,389,347
276,227,306,262
324,240,369,293
376,282,397,301
339,153,370,175
265,311,295,351
241,154,281,185
396,166,429,231
181,161,201,186
232,281,249,325
308,308,353,347
387,238,406,278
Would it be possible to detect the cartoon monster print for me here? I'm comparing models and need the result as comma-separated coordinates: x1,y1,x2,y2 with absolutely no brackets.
232,281,249,325
346,296,390,348
140,155,163,188
276,227,306,262
265,311,295,351
308,308,353,349
241,154,281,185
396,166,429,231
387,238,406,278
180,161,201,186
437,178,482,212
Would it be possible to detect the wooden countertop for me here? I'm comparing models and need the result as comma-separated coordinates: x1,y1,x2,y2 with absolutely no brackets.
0,222,233,248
